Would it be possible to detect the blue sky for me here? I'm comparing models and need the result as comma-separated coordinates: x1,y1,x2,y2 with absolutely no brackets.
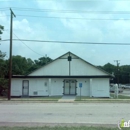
1,0,130,66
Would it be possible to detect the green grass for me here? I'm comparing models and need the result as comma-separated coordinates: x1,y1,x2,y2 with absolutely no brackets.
110,93,130,99
0,96,62,101
76,96,102,100
0,126,129,130
76,94,130,100
75,95,130,103
29,96,62,100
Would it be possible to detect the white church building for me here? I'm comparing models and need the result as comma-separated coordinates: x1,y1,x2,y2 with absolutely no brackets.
11,52,113,97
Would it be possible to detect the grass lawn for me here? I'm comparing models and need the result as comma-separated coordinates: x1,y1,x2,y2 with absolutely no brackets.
110,93,130,99
76,94,130,100
75,95,130,103
0,96,7,99
76,96,100,100
0,96,62,101
0,126,129,130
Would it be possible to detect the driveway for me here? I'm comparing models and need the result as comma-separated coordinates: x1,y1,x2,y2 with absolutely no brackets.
0,102,130,127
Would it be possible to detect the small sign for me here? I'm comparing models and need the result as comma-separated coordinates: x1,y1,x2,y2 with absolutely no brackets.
79,83,82,88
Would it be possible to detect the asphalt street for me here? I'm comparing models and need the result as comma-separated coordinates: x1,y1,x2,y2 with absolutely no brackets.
0,103,130,126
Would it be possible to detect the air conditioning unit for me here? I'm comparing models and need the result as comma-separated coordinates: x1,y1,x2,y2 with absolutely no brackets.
33,91,38,95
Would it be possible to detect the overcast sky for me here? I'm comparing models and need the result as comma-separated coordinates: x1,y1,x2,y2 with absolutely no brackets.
1,0,130,66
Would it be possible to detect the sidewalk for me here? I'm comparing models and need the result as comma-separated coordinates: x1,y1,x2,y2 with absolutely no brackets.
1,97,130,103
58,96,76,102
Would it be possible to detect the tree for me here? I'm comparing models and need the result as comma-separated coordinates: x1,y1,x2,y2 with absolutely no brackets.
103,63,116,74
0,50,8,96
11,55,31,75
33,56,53,71
6,55,53,75
98,63,130,84
0,25,4,40
0,25,7,96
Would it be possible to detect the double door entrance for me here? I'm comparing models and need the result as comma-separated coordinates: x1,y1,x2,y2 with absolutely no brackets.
64,80,77,95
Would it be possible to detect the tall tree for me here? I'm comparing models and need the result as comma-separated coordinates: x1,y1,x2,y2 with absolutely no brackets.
6,55,53,75
33,56,53,70
0,50,8,96
0,25,8,96
0,25,4,40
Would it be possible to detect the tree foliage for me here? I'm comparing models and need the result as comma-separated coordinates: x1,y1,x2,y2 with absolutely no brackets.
99,63,130,84
10,55,53,75
0,51,8,96
0,52,53,96
0,25,4,40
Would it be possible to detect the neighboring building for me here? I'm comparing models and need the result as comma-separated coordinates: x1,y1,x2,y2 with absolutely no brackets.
11,52,113,97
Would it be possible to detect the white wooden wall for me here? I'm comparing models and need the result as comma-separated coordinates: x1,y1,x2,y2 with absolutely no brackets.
91,78,110,97
11,78,110,97
29,53,108,76
11,79,22,96
29,79,48,96
76,79,90,96
29,59,69,76
50,79,63,96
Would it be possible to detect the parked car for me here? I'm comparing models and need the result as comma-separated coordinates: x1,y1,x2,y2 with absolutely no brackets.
110,85,123,93
118,84,126,89
123,84,130,89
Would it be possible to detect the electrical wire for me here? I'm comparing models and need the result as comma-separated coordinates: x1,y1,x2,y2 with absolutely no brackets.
12,7,130,14
10,7,130,14
1,0,130,1
2,39,130,45
13,33,45,56
15,15,130,20
2,7,130,14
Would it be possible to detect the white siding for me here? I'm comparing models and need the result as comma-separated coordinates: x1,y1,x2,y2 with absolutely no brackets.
50,79,63,96
91,78,110,97
61,53,77,59
76,79,90,96
11,78,110,97
71,59,107,76
29,79,48,96
29,59,69,76
11,78,49,96
11,79,22,96
29,53,108,76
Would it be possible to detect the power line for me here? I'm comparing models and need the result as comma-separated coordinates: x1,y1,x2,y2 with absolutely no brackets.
9,7,130,14
0,15,10,17
0,7,9,10
13,33,45,56
10,7,130,14
2,39,130,45
2,7,130,14
13,15,130,20
0,0,122,1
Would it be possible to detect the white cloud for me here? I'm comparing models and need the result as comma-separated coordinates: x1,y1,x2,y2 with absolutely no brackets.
1,0,130,65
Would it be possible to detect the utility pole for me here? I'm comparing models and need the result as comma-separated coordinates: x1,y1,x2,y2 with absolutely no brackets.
45,54,47,64
114,60,120,87
8,8,16,100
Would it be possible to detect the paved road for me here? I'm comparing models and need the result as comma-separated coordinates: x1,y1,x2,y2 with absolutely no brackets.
0,103,130,126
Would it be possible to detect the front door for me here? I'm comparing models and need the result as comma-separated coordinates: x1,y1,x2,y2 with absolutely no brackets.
22,80,29,96
64,80,76,95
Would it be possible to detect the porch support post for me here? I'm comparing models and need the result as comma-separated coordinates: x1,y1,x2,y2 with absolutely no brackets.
48,78,51,96
90,79,93,97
